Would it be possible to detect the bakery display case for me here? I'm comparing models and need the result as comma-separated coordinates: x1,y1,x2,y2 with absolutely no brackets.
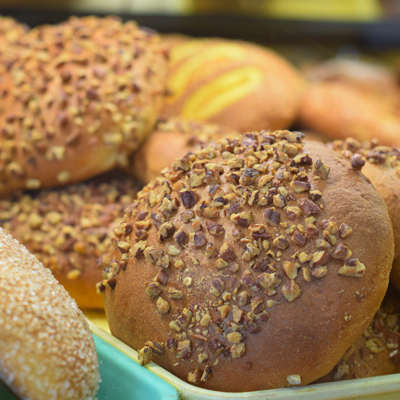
1,1,400,399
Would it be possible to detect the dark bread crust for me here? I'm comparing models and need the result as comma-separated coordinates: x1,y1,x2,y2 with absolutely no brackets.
101,131,393,391
129,118,238,183
0,16,168,195
161,38,304,133
0,175,140,309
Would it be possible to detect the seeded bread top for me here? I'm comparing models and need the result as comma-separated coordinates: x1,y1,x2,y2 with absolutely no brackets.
0,228,100,399
0,16,168,194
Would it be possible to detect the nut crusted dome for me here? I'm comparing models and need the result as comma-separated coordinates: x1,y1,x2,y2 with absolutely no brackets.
0,228,99,399
330,138,400,291
0,16,168,194
0,175,140,309
100,130,394,391
129,118,238,183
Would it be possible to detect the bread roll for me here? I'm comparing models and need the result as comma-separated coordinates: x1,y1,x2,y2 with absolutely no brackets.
298,58,400,146
0,16,28,44
99,130,394,391
0,228,100,399
161,38,304,132
0,174,140,310
0,16,168,195
317,285,400,382
129,118,238,183
329,138,400,290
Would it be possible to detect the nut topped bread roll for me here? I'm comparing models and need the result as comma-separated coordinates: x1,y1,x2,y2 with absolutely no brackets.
317,285,400,383
0,174,140,310
329,138,400,291
99,130,394,391
161,38,304,132
0,16,28,44
0,15,168,195
0,228,100,399
129,118,238,183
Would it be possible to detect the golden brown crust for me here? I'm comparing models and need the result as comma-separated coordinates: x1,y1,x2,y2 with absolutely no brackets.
129,118,239,183
298,58,400,146
161,38,304,133
100,130,393,392
304,57,398,100
0,174,141,309
0,228,100,399
0,16,168,195
317,285,400,383
329,138,400,291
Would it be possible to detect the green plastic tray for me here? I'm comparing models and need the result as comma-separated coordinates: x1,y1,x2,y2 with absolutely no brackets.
0,333,179,400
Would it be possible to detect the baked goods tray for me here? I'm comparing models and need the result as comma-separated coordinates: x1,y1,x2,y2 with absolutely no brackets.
90,315,400,400
2,314,400,400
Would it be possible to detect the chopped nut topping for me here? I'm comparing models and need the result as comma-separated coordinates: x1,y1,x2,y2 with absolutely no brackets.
146,282,161,297
298,198,321,215
339,223,353,238
156,297,170,314
287,374,301,385
188,369,202,384
168,287,183,299
230,343,245,358
264,208,280,226
193,232,207,247
273,235,289,250
282,280,301,302
313,159,330,179
338,259,366,277
283,261,300,279
350,154,365,170
180,189,196,208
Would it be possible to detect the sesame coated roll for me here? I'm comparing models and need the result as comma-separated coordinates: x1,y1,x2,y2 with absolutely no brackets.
0,228,100,399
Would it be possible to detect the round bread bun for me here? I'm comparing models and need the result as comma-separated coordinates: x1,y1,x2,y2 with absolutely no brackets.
99,130,394,391
129,118,239,183
0,15,168,195
329,138,400,291
298,58,400,146
317,284,400,383
161,38,304,133
0,16,28,44
0,174,140,309
0,228,100,399
303,57,399,100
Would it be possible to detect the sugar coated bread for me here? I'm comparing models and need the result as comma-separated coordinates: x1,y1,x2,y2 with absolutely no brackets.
0,228,100,399
0,15,168,195
100,130,393,391
298,58,400,146
317,285,400,383
161,38,304,132
329,138,400,291
129,118,238,183
0,174,140,309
